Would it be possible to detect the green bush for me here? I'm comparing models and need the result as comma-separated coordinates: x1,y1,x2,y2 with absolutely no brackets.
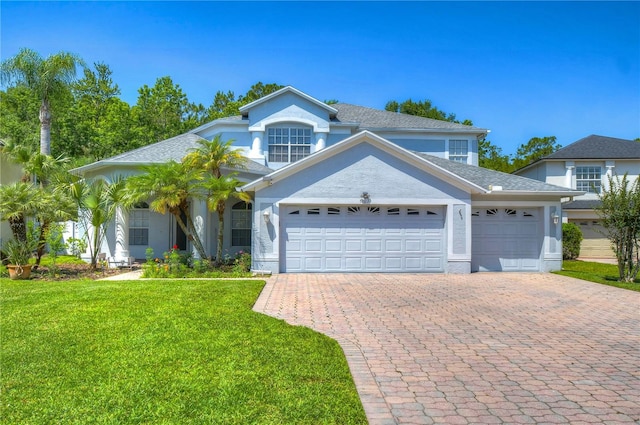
563,222,583,260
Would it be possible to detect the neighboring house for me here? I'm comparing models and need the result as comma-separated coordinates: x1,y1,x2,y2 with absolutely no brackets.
72,86,579,273
514,135,640,258
0,140,25,247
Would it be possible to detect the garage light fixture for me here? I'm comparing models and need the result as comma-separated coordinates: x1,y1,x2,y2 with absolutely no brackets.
360,192,370,204
263,210,270,223
551,212,560,225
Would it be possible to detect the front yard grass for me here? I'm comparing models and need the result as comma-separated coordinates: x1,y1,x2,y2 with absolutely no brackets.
555,260,640,292
0,278,366,424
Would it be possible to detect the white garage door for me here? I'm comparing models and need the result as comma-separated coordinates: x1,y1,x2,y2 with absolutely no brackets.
568,219,614,258
282,205,445,272
472,207,542,272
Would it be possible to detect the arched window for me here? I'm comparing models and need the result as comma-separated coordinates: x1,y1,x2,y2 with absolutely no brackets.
232,202,252,247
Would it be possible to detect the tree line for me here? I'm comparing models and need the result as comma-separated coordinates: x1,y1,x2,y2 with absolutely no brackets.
1,48,564,172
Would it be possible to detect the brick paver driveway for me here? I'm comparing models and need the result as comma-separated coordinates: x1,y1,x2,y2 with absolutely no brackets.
253,273,639,424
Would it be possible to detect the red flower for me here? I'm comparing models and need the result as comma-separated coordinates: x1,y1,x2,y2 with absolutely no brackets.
173,244,178,250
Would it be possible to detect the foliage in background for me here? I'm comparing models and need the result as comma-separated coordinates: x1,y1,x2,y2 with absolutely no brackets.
562,222,583,260
596,173,640,283
0,48,84,155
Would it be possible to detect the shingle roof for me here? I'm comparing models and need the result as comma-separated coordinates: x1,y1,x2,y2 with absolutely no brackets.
333,103,487,132
415,153,576,193
72,132,273,175
546,135,640,160
562,199,602,209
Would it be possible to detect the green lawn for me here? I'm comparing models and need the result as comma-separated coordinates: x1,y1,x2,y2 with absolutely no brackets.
0,278,366,424
555,260,640,292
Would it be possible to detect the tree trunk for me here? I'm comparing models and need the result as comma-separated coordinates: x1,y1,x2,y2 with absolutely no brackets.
215,204,225,266
9,216,27,242
39,100,52,155
173,210,207,260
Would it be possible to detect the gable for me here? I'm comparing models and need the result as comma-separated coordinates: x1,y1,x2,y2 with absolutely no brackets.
245,91,334,132
255,140,469,201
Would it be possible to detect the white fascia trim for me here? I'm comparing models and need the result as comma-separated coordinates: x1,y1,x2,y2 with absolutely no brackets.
239,86,338,115
248,116,330,133
70,161,142,175
484,190,584,197
188,117,246,135
364,127,488,137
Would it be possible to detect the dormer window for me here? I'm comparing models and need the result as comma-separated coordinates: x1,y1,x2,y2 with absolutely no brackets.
449,140,468,163
267,127,312,163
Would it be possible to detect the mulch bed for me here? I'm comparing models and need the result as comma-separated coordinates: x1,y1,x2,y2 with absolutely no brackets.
22,263,134,281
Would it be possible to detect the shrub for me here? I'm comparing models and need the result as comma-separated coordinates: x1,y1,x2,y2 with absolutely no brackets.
563,222,583,260
233,250,252,274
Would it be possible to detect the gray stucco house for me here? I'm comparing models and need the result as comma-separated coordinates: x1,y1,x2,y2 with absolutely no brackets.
73,86,579,273
514,135,640,258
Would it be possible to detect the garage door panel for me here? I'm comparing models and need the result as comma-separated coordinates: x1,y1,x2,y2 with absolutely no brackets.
405,257,422,269
304,257,322,270
385,239,402,252
283,205,445,272
345,257,363,269
365,240,382,252
425,240,442,252
345,240,363,252
304,240,322,252
325,257,342,269
325,239,342,252
385,257,402,269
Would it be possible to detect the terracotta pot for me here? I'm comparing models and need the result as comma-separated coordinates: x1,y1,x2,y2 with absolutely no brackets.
7,264,32,280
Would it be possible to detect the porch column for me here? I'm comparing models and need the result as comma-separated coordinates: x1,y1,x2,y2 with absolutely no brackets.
565,161,575,188
114,206,129,260
604,160,615,190
249,131,264,159
315,132,327,151
192,200,208,260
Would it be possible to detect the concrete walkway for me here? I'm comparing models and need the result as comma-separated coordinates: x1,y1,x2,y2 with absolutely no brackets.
253,273,639,424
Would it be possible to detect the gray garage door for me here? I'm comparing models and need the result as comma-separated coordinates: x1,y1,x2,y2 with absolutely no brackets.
282,205,445,272
472,207,542,272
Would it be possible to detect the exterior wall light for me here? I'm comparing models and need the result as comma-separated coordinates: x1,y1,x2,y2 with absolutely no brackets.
551,212,560,225
360,192,370,204
263,210,270,223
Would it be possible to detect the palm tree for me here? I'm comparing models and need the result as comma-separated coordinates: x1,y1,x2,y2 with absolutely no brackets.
0,180,76,269
183,135,246,178
183,135,250,263
65,177,126,269
0,181,39,242
125,161,208,260
203,174,252,265
1,48,84,155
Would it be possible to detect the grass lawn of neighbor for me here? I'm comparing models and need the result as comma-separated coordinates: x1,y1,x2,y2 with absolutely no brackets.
556,260,640,292
0,278,366,424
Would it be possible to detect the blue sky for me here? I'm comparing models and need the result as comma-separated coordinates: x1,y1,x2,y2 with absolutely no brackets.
2,1,639,156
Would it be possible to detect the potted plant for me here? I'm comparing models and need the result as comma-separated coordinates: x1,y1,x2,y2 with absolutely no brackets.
2,239,35,279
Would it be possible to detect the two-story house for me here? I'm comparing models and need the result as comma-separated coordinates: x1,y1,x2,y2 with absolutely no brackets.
72,86,578,273
513,135,640,259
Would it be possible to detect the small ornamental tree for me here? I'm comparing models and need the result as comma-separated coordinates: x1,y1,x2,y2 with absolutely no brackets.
562,222,583,260
596,173,640,283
